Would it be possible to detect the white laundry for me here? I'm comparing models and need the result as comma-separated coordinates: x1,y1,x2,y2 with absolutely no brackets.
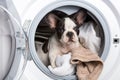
48,53,75,76
79,22,101,53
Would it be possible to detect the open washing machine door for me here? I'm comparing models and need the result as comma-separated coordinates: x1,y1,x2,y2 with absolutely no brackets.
0,6,28,80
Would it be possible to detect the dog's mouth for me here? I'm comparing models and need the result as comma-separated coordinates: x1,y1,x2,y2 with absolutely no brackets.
68,38,74,42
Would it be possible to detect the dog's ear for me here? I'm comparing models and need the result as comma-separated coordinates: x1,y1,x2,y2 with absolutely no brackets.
72,8,87,25
45,13,61,29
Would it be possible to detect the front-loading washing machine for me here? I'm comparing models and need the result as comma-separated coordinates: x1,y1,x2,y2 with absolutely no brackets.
0,0,120,80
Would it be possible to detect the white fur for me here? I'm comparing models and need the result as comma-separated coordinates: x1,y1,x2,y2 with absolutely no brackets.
48,35,62,68
48,53,75,76
79,22,101,53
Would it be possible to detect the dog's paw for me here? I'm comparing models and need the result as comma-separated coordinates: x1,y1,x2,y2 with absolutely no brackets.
48,65,53,71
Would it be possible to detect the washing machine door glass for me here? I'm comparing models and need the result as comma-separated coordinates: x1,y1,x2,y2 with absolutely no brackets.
0,6,27,80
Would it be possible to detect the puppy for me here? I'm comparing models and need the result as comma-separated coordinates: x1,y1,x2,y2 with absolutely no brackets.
48,52,75,76
79,22,101,53
45,9,87,68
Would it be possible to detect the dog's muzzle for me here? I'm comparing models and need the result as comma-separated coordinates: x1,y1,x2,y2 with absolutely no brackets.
66,32,74,42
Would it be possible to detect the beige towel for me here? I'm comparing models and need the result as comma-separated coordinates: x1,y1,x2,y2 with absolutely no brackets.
70,45,103,80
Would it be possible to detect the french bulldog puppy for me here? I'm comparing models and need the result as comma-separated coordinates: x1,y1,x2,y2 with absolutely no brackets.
45,9,87,68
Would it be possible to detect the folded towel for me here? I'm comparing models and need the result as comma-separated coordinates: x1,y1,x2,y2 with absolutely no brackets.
70,45,103,80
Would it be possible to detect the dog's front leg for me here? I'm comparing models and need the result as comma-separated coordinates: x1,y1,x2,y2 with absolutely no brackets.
49,50,58,68
50,56,56,68
49,49,60,68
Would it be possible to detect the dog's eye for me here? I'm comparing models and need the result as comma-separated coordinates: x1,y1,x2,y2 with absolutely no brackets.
60,28,64,33
73,26,79,31
56,27,64,35
58,26,64,33
74,26,79,32
73,26,79,35
56,27,64,39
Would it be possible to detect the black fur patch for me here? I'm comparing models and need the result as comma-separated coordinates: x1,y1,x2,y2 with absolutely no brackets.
42,39,49,53
55,19,65,39
73,25,80,35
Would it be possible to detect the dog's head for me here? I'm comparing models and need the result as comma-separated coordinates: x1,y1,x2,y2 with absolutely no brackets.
46,9,87,44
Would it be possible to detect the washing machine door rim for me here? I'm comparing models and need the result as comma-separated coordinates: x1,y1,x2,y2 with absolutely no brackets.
0,6,28,80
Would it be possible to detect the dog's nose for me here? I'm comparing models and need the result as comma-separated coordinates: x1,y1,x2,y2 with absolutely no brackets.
66,32,74,38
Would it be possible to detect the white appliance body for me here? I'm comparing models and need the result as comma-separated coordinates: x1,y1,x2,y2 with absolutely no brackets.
0,0,120,80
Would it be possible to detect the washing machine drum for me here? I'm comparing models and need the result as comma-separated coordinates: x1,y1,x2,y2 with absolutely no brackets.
28,0,120,80
0,7,27,80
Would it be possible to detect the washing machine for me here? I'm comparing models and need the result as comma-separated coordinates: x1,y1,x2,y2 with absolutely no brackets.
0,0,120,80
